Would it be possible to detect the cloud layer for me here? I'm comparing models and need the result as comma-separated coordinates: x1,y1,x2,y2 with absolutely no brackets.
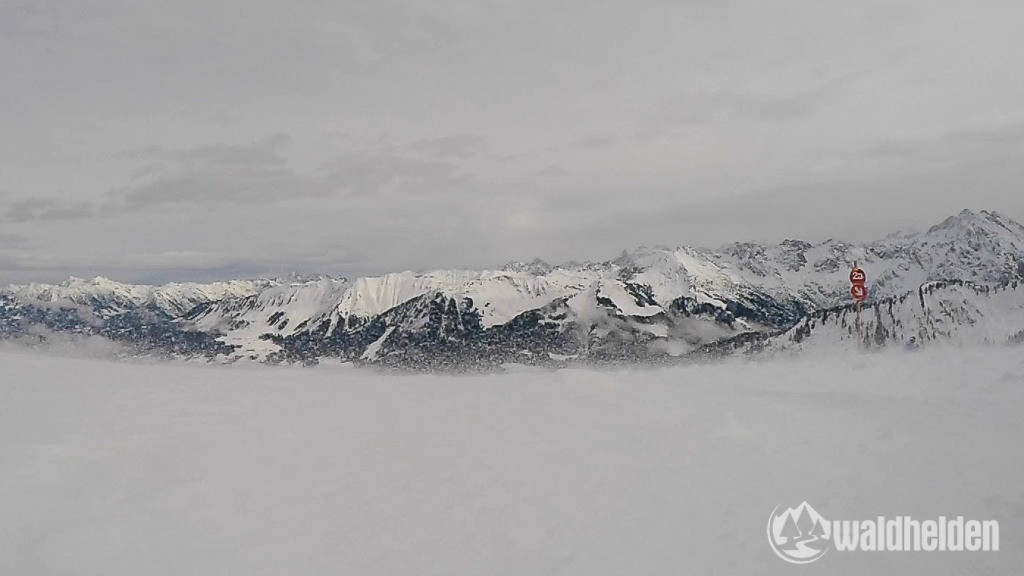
3,0,1024,283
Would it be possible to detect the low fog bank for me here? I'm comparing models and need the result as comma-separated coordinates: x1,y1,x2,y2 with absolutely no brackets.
1,347,1022,575
0,327,134,361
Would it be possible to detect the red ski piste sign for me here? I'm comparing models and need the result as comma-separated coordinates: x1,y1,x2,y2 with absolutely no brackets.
850,266,867,303
851,284,868,302
849,267,866,285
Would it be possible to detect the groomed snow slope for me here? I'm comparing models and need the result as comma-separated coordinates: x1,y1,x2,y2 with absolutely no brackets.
2,348,1022,575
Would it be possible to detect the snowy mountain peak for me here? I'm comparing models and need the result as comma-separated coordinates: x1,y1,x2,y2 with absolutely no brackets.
880,209,1024,286
926,209,1024,239
2,208,1022,366
501,258,553,275
275,272,345,284
6,276,270,317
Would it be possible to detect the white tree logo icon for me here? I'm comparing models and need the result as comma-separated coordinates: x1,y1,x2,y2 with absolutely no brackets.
767,502,831,564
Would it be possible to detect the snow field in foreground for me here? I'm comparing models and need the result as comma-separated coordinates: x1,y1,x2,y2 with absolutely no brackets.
1,346,1023,575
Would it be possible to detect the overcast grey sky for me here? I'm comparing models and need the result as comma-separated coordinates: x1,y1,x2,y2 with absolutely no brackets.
3,0,1024,284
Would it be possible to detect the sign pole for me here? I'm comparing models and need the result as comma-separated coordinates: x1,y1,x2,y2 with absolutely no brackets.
850,261,867,350
856,300,862,349
856,260,861,349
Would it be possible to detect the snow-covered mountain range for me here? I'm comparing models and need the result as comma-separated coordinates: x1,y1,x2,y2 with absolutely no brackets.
2,209,1022,367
